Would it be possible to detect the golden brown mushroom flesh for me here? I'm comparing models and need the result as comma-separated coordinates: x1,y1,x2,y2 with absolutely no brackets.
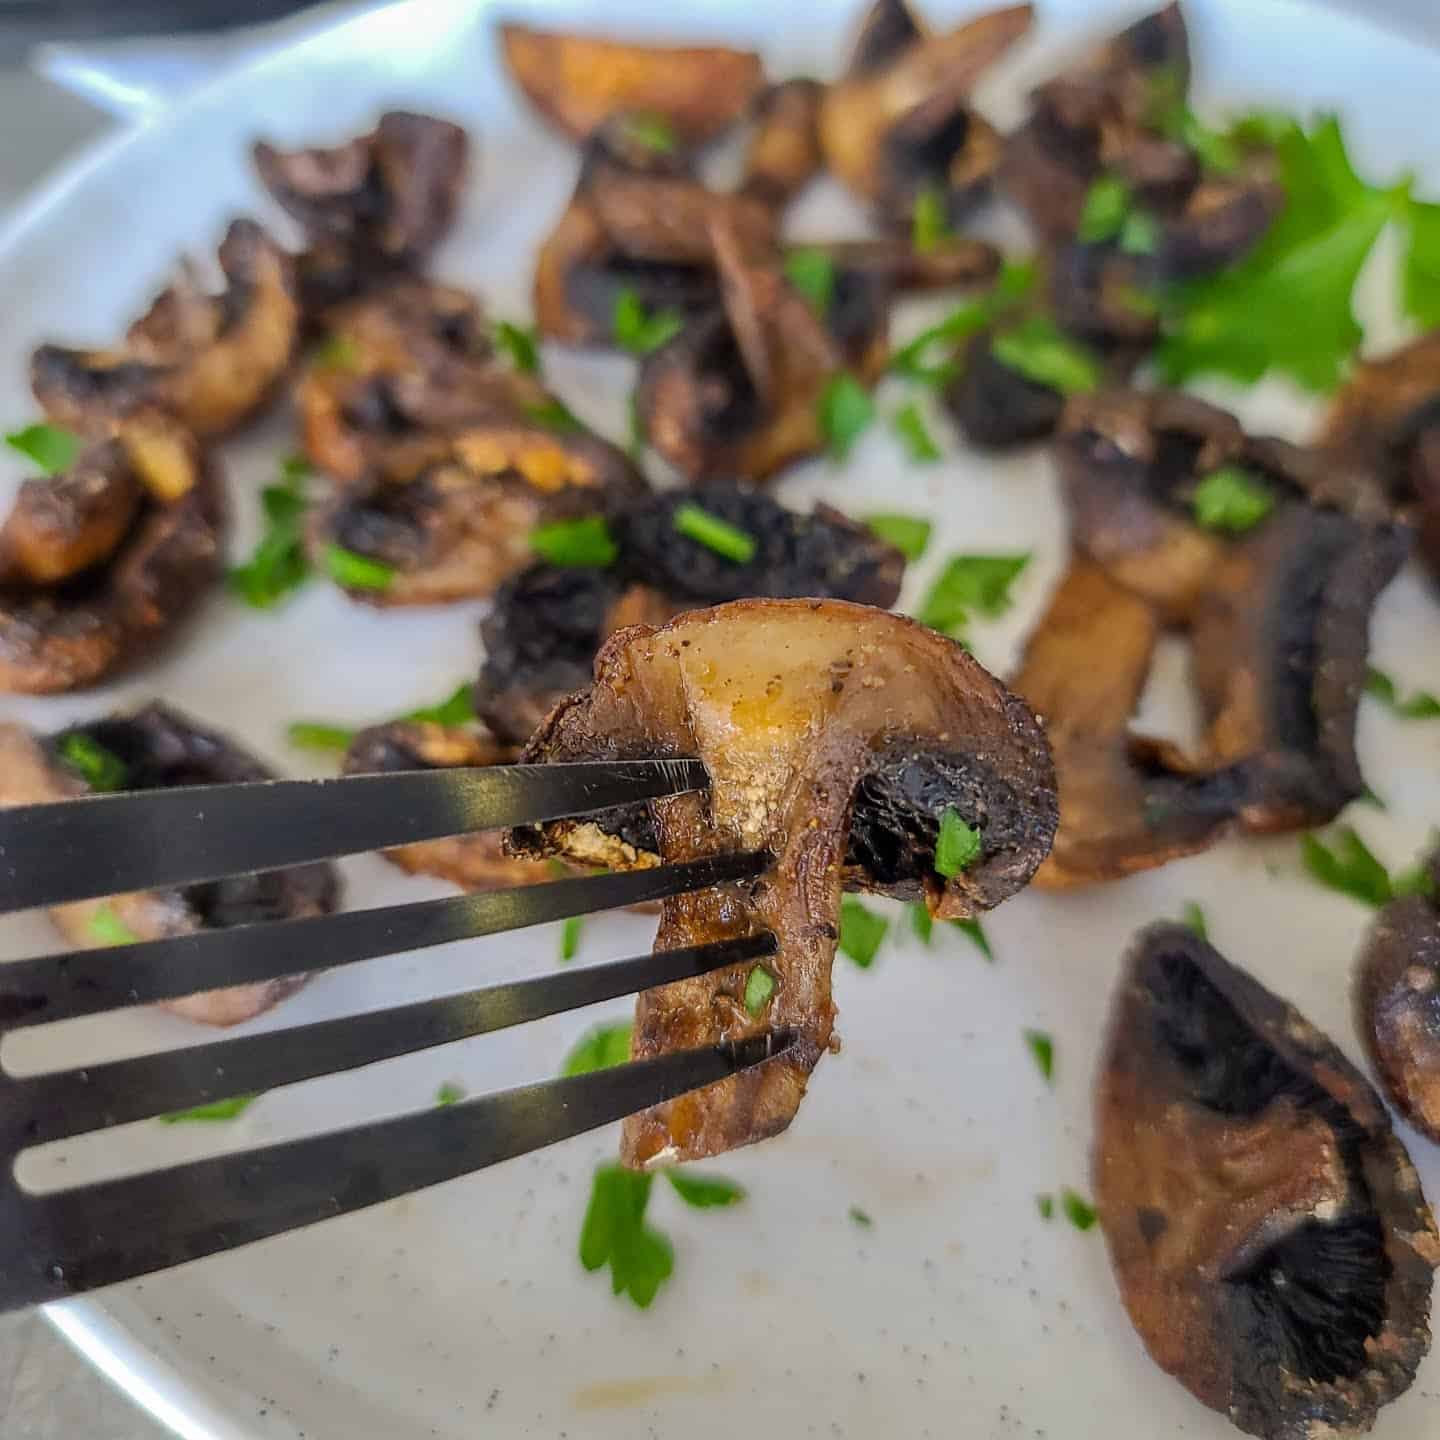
509,598,1056,1163
1355,852,1440,1142
0,428,220,694
819,0,1033,230
0,705,339,1025
500,24,762,145
32,220,300,440
738,79,827,206
1097,923,1438,1440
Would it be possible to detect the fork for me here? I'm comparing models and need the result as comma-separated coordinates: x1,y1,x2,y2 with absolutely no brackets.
0,757,786,1314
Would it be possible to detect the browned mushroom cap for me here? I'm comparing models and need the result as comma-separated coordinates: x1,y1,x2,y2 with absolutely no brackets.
508,599,1055,1163
1010,559,1245,888
32,221,299,440
0,430,220,694
1325,330,1440,580
1097,922,1438,1440
1189,502,1409,833
500,24,762,145
0,706,338,1026
819,1,1032,228
738,79,826,207
1356,855,1440,1141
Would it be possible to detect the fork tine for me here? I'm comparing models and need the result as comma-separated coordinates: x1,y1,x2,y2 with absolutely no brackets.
0,852,769,1030
0,1032,794,1313
13,933,779,1145
0,758,708,913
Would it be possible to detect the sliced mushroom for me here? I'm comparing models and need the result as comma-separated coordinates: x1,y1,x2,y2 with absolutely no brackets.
0,430,220,694
33,220,300,439
500,25,762,145
509,599,1056,1162
1356,854,1440,1142
1097,922,1438,1440
0,706,338,1025
1325,330,1440,581
819,1,1033,229
738,79,826,207
1011,559,1246,888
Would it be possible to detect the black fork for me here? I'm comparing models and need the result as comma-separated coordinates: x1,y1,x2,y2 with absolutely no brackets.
0,759,783,1314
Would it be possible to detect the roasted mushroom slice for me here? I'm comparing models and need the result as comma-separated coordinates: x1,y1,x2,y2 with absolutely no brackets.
510,599,1056,1162
819,1,1033,229
1325,330,1440,581
0,706,338,1026
500,25,762,145
1097,922,1438,1440
738,79,826,207
33,220,300,439
1011,559,1245,888
0,430,220,693
1356,853,1440,1142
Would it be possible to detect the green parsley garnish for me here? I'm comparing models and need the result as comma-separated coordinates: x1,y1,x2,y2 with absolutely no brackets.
619,112,678,153
324,544,395,592
672,502,757,563
627,392,645,460
579,1164,674,1308
1119,208,1162,256
1301,826,1394,907
494,320,540,374
56,733,127,792
864,513,932,562
934,807,981,878
1395,860,1439,902
435,1082,466,1107
818,373,875,461
992,317,1102,395
1192,466,1274,533
953,918,993,961
405,683,476,727
159,1094,259,1124
523,397,584,434
1077,175,1132,244
286,723,356,752
891,401,941,462
1036,1194,1054,1221
743,964,776,1016
229,455,312,609
912,183,950,253
4,421,81,474
88,905,138,947
783,248,836,317
1061,1189,1097,1232
287,685,473,755
667,1171,746,1208
613,287,683,355
1024,1029,1055,1085
314,334,359,371
888,261,1036,383
1403,199,1440,328
1366,667,1440,719
562,1021,633,1076
560,915,584,962
530,514,619,568
1182,901,1208,940
908,901,934,944
838,897,889,969
848,1205,874,1228
917,552,1030,636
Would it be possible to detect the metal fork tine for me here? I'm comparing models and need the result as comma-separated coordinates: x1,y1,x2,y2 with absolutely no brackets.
0,758,708,913
1,1032,793,1313
15,933,778,1145
0,852,769,1030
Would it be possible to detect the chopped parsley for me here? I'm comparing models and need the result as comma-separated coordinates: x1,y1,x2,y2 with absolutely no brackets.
1036,1194,1054,1221
908,901,934,944
848,1205,874,1228
991,316,1102,395
406,683,476,727
911,184,950,253
286,723,355,752
4,421,81,474
1395,860,1439,902
613,287,683,355
287,684,473,755
1023,1029,1055,1085
1077,175,1132,244
1403,199,1440,328
88,905,138,947
783,248,836,317
888,260,1035,383
627,392,645,460
559,915,584,962
435,1082,466,1107
818,373,875,461
1192,466,1274,533
523,397,584,434
530,514,619,568
229,454,313,609
579,1164,674,1308
324,544,395,592
666,1171,746,1208
743,964,776,1015
838,897,889,968
891,401,941,462
672,502,757,563
159,1094,259,1124
494,320,540,374
562,1021,633,1076
1061,1189,1097,1232
917,552,1030,636
953,918,992,961
934,808,981,878
56,733,127,792
864,513,932,562
1366,667,1440,720
1181,901,1208,940
314,333,359,371
1118,208,1162,256
1300,826,1395,907
619,112,678,153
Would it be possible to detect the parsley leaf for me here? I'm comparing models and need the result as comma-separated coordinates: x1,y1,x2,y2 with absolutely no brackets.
891,402,941,462
819,373,875,461
88,905,138,947
934,807,981,878
912,184,950,253
159,1095,259,1124
325,544,395,592
619,112,678,153
992,317,1101,395
838,897,889,968
56,733,127,792
908,901,934,945
286,722,355,752
405,684,476,727
613,287,683,355
562,1021,633,1076
1181,901,1208,939
579,1164,674,1308
1119,208,1162,256
673,502,757,563
848,1205,874,1228
743,964,776,1015
523,397,584,434
314,334,359,371
1300,826,1393,907
1061,1189,1097,1231
917,552,1030,635
667,1171,746,1208
1366,666,1440,719
1036,1194,1055,1221
1402,198,1440,329
435,1082,466,1107
560,915,584,961
1024,1029,1055,1085
229,454,312,609
953,918,992,960
531,514,619,568
887,260,1036,383
783,248,835,317
1192,465,1274,533
5,421,81,474
1077,175,1131,244
865,513,932,561
494,320,540,374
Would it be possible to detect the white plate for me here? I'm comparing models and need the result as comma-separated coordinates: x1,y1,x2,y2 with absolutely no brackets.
4,1,1440,1436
